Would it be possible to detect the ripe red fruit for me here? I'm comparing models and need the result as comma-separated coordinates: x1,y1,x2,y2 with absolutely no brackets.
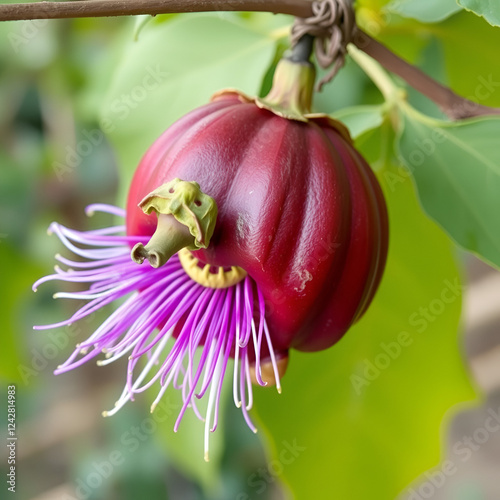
34,55,388,457
126,58,388,358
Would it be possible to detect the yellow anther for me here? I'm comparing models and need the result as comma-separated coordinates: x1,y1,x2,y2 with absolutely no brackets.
178,249,247,289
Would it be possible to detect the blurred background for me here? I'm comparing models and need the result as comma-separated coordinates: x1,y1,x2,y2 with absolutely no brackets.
0,4,499,500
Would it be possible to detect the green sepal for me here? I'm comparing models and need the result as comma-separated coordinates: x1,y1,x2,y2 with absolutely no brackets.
255,58,316,121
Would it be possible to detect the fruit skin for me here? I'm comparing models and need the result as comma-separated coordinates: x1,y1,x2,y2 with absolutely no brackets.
126,91,388,355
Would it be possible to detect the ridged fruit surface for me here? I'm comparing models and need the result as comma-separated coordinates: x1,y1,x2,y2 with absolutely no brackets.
126,91,388,354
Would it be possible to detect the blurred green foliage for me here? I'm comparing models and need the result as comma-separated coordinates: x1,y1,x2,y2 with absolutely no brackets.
0,1,499,499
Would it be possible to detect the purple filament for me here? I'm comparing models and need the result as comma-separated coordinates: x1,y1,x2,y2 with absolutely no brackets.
33,204,282,459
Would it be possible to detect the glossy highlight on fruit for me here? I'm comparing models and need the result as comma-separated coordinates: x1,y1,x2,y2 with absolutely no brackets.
127,59,388,357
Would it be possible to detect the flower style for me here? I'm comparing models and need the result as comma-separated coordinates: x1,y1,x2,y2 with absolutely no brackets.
34,55,388,459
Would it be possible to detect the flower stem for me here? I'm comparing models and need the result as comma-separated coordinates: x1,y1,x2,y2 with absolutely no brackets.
289,34,314,64
348,44,399,103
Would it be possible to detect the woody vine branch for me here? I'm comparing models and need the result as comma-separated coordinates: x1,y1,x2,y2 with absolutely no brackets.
1,0,499,119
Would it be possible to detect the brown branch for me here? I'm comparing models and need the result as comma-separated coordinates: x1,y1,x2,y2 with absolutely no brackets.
0,0,499,120
354,29,500,119
0,0,312,21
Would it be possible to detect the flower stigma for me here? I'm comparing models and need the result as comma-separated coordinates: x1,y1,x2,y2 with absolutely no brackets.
131,178,218,269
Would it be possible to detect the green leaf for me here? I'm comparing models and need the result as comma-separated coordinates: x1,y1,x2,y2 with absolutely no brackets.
101,14,285,196
133,15,154,41
458,0,500,26
397,106,500,268
254,125,475,499
438,11,500,107
385,0,462,23
332,104,385,139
